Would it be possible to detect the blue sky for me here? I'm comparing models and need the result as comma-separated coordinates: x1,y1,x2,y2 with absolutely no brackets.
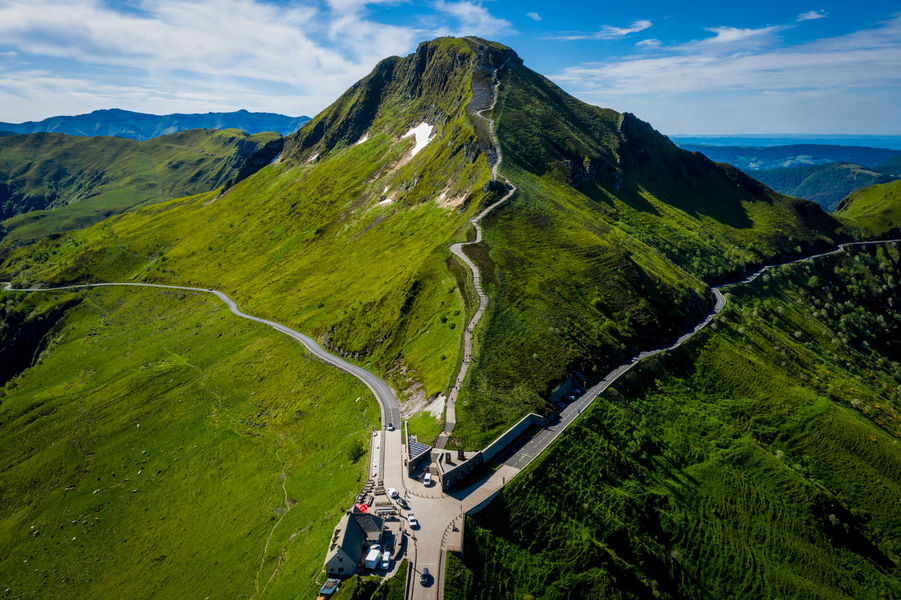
0,0,899,134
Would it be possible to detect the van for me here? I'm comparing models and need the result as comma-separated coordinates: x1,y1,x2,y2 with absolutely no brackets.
423,473,432,487
364,545,381,570
381,550,391,570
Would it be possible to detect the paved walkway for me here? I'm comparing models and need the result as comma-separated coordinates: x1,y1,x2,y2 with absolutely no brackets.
438,55,516,450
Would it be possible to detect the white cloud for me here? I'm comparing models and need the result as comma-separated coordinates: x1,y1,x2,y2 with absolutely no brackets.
797,10,828,22
0,1,366,86
0,0,516,121
636,39,662,49
526,12,541,22
325,0,401,11
700,25,782,45
432,1,513,37
549,14,901,134
553,19,652,41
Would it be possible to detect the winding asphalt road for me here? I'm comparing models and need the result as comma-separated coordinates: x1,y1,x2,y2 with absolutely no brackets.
7,238,898,600
394,236,901,600
499,237,901,471
4,79,900,600
438,58,516,449
0,281,402,476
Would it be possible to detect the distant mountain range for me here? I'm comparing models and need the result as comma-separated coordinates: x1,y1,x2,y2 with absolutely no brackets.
672,135,901,150
678,143,901,171
751,162,896,211
0,108,310,140
674,142,901,210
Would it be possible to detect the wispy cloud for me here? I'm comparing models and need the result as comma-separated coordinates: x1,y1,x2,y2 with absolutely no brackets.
526,12,541,22
553,19,652,41
797,10,828,22
551,15,901,134
432,1,514,37
0,0,513,121
552,15,901,96
700,25,783,44
636,39,662,49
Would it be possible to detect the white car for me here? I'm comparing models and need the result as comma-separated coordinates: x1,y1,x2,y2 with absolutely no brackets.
407,513,419,528
423,472,432,487
387,423,395,431
381,550,391,570
387,487,399,498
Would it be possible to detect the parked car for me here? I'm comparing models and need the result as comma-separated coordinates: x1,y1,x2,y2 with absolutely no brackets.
420,567,431,586
387,487,399,498
423,473,432,487
381,550,391,570
407,512,419,528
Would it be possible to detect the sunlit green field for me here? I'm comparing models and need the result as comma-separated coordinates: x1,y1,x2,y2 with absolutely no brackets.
0,286,378,599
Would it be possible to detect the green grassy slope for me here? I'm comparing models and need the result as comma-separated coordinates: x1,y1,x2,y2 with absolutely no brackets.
752,162,896,211
447,242,901,600
451,53,842,446
0,128,281,246
0,286,377,599
836,179,901,237
1,38,495,417
2,39,852,448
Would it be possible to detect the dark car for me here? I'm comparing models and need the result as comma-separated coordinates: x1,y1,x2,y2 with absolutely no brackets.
420,567,431,586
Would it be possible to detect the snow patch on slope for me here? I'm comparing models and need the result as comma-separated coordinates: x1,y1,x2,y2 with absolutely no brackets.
402,122,434,157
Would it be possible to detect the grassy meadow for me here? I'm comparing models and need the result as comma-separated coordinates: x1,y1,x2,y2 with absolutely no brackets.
2,37,892,455
836,179,901,237
1,41,498,414
447,242,901,599
0,286,379,599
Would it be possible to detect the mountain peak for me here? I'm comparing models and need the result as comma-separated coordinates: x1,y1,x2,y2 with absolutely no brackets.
280,36,498,164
